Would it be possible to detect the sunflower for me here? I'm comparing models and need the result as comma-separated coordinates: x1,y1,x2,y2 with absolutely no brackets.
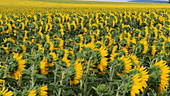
12,53,26,80
53,35,58,39
129,55,140,66
48,41,54,51
119,56,132,73
13,30,17,36
135,66,149,90
0,79,3,87
23,31,28,42
130,74,143,96
90,35,95,44
110,45,118,61
0,88,13,96
20,22,25,30
105,36,113,47
70,60,83,85
6,23,12,33
56,38,64,49
0,62,6,69
140,39,148,54
82,42,95,50
62,49,70,66
28,90,36,96
154,60,170,94
40,57,48,75
96,46,108,71
153,27,158,39
144,26,149,37
111,45,118,54
46,34,50,42
48,52,57,66
49,52,57,61
40,85,48,96
47,23,52,31
67,22,71,30
60,28,64,37
1,45,9,53
124,38,131,48
45,24,49,32
151,45,156,56
4,38,15,43
121,47,129,56
131,38,136,44
20,44,26,56
81,22,84,29
38,27,43,38
37,44,44,51
98,57,108,72
95,41,105,48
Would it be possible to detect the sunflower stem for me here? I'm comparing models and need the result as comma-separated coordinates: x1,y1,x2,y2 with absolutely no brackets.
58,71,65,96
31,48,35,88
109,61,115,90
84,56,92,95
79,59,85,96
79,80,83,96
31,62,35,88
142,89,146,96
3,64,8,88
53,63,58,94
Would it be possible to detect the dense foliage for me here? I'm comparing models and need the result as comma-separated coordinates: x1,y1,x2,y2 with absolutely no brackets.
0,1,170,95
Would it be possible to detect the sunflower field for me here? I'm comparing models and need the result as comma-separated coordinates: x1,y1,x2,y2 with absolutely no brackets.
0,0,170,96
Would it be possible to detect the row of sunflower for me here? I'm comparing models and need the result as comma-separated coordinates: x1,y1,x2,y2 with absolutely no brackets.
0,8,170,96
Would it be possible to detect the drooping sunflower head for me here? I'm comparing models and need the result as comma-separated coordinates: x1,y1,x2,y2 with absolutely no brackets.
40,57,48,75
28,89,36,96
70,59,83,85
40,85,48,96
4,38,16,44
94,46,108,71
11,53,25,80
98,46,108,57
129,55,140,66
45,34,50,42
130,73,143,96
118,56,132,73
153,60,170,94
151,45,157,56
134,65,149,89
0,88,13,96
104,36,113,47
0,79,4,87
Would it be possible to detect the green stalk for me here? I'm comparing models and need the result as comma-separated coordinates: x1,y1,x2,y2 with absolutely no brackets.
3,65,7,88
142,88,146,96
31,62,35,88
84,56,92,95
108,62,115,90
79,58,85,96
31,48,35,88
3,57,9,87
53,63,58,94
58,72,65,96
53,65,58,83
79,80,83,96
115,83,120,96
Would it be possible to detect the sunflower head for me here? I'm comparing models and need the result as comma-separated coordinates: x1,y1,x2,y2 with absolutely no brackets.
148,60,170,94
130,73,143,96
0,88,13,96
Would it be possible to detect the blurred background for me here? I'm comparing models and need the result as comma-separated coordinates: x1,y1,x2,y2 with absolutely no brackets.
80,0,169,3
